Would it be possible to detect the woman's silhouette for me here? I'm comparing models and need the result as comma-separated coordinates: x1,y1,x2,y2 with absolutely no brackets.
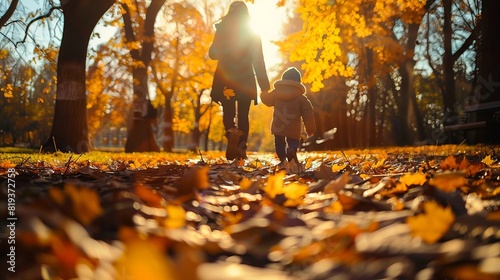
209,1,270,160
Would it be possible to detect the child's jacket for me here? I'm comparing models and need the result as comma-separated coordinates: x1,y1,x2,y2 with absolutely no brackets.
261,80,316,140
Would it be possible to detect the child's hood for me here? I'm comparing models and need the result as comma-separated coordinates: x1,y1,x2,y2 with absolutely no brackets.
273,80,306,101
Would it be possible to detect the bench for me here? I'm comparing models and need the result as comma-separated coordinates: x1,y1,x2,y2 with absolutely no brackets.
444,100,500,144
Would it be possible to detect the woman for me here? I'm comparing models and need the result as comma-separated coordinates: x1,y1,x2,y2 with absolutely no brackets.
209,1,270,160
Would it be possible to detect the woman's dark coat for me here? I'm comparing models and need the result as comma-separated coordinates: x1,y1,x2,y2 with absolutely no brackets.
209,19,270,104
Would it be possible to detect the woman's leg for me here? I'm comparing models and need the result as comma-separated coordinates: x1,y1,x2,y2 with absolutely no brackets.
221,99,236,133
236,98,252,157
220,99,239,159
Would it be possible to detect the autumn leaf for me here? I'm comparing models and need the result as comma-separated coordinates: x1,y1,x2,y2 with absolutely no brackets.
50,184,103,225
223,87,235,100
115,239,175,280
164,204,186,229
399,172,427,187
324,172,350,194
50,236,82,269
372,155,386,168
429,172,468,192
262,171,285,199
440,155,470,171
407,201,455,244
481,155,496,166
1,160,16,169
239,177,253,191
135,183,165,208
331,163,348,172
324,200,343,214
174,166,210,198
283,182,308,207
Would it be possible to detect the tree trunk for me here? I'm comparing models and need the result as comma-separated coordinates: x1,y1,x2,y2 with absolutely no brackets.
43,0,114,153
160,96,174,152
469,0,500,143
442,0,457,118
123,0,166,152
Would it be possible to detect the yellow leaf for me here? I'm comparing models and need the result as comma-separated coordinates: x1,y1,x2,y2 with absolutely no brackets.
481,155,496,166
115,239,175,280
262,171,285,199
331,163,348,172
164,204,186,229
283,182,308,200
324,200,343,214
239,177,253,191
223,87,235,100
305,157,313,170
372,156,386,168
407,201,455,244
399,172,427,187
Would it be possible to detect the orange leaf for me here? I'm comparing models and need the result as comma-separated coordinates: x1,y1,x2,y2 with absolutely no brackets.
399,172,427,187
407,201,455,244
115,239,175,280
429,172,468,192
135,184,164,208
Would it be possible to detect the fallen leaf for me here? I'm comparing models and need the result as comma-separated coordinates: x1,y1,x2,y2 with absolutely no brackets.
115,239,175,280
262,171,285,199
407,201,455,244
399,172,427,187
324,172,350,194
164,204,186,229
135,183,164,207
223,87,235,100
481,155,496,166
429,172,468,192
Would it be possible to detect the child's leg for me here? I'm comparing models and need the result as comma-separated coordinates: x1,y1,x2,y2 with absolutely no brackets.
274,134,287,162
285,137,300,162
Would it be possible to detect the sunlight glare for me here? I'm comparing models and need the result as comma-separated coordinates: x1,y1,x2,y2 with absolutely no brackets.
246,0,288,78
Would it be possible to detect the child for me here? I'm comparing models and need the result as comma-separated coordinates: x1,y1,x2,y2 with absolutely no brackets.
261,67,316,168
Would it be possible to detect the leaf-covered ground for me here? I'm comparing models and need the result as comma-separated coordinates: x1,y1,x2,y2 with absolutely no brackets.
1,145,500,280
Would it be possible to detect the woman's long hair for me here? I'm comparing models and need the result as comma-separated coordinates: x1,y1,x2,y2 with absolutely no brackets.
217,1,250,27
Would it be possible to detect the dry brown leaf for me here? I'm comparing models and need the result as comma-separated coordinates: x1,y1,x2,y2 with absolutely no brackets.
135,183,164,208
174,166,210,197
324,172,350,194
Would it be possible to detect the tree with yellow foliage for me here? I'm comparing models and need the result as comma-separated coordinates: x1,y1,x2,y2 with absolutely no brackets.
152,1,218,152
278,0,429,145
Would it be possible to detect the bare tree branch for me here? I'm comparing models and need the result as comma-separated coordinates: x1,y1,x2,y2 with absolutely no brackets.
15,5,62,47
0,0,19,28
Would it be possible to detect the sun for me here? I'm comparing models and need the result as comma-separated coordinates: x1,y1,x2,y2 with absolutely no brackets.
246,0,289,78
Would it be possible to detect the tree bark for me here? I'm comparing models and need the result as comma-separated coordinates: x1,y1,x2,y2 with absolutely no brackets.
43,0,114,153
469,0,500,143
123,0,166,152
442,0,457,117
